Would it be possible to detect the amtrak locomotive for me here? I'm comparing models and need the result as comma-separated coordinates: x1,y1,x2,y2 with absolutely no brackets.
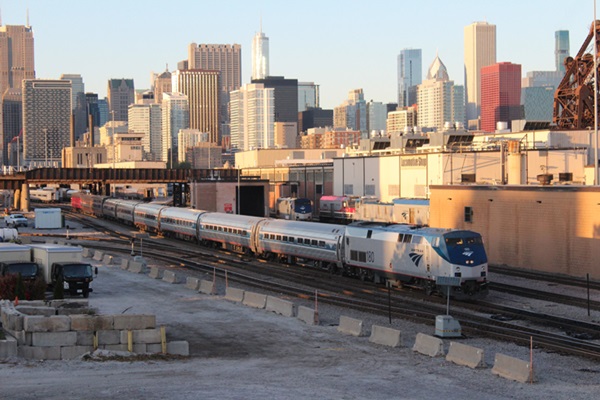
73,193,488,300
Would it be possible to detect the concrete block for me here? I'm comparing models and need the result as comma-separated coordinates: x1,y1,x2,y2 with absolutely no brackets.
185,277,200,290
133,343,147,354
102,254,113,265
18,345,61,360
242,292,267,309
57,307,93,316
369,325,402,347
82,248,91,258
7,312,24,331
129,261,145,274
76,331,94,346
61,346,94,360
10,330,32,346
225,287,245,303
120,258,130,270
119,328,162,344
113,314,156,330
492,353,534,383
98,330,121,345
18,300,46,307
446,342,486,369
49,299,89,309
297,306,318,326
102,344,128,352
337,316,366,337
266,296,295,317
70,315,114,331
19,236,32,244
93,250,104,261
147,343,164,354
167,341,189,356
148,266,161,279
199,279,216,295
15,306,55,317
32,331,78,347
24,315,71,332
0,335,17,358
412,333,445,357
162,270,178,284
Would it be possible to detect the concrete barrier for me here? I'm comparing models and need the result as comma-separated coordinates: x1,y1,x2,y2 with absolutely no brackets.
113,314,156,330
120,259,130,270
297,306,318,326
266,296,295,317
166,341,189,356
446,342,486,369
82,248,91,258
23,315,71,332
162,270,178,284
337,316,366,337
0,335,17,358
224,287,245,303
32,331,78,347
102,254,113,265
93,250,104,261
128,261,145,274
412,333,445,357
492,353,534,383
149,266,161,279
242,292,267,309
199,279,216,295
369,325,402,347
185,277,200,291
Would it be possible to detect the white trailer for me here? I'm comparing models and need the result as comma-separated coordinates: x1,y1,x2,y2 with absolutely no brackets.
34,208,63,229
30,244,82,284
0,243,38,281
0,242,32,263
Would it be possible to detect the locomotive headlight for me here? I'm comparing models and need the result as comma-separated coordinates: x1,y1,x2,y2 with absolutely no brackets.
455,267,461,272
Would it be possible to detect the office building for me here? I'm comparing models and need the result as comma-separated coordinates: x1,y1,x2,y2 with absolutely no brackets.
251,76,298,124
128,103,162,161
367,101,387,134
22,80,72,164
1,89,22,165
417,55,465,132
252,25,269,80
334,89,367,136
107,79,135,122
98,98,109,127
172,69,220,144
386,106,418,135
162,92,190,165
274,122,297,148
60,74,87,141
397,49,422,107
230,83,274,151
522,86,554,121
555,30,570,73
0,24,35,94
153,69,172,104
85,93,101,130
298,107,333,133
464,21,496,121
177,129,203,164
298,82,319,112
481,62,522,132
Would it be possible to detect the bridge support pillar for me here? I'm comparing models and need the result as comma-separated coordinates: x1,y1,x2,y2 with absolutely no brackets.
20,183,30,212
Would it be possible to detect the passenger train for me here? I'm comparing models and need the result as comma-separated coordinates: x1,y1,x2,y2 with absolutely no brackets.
72,193,489,300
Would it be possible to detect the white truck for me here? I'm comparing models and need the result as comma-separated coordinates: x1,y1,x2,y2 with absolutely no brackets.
30,244,96,297
0,243,39,281
4,213,28,228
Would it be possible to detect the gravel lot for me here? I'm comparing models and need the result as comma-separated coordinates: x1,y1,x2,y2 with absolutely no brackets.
1,223,600,399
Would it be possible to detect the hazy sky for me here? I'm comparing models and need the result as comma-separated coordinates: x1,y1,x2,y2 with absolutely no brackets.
0,0,595,109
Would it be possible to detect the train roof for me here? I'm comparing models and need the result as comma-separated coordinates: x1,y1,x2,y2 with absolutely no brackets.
346,223,451,237
258,219,345,236
160,207,207,218
200,212,266,227
133,202,168,212
391,198,430,206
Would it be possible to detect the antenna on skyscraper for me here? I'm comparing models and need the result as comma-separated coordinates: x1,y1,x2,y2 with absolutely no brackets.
26,8,29,27
0,9,3,26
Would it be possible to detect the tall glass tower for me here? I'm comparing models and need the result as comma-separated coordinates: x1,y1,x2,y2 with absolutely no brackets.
397,49,422,108
252,23,269,80
555,30,570,73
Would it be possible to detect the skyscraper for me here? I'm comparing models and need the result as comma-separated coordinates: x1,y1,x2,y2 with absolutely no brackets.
252,24,269,80
334,89,367,136
60,74,87,141
480,62,522,132
397,49,422,107
128,103,163,161
251,76,298,123
172,69,220,144
230,83,274,151
1,89,22,165
107,79,135,122
298,82,319,112
162,92,190,165
0,24,35,94
464,21,496,122
555,30,570,73
22,80,72,164
153,69,172,104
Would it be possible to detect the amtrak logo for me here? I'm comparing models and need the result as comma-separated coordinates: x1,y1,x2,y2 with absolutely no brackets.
462,248,473,257
409,252,423,267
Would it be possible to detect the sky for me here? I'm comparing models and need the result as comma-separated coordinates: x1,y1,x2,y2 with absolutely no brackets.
0,0,595,109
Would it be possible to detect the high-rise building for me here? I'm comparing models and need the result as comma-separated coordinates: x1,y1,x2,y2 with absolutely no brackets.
464,21,496,122
177,129,203,164
251,76,298,123
85,93,101,130
367,101,387,134
162,92,189,165
107,79,135,122
60,74,87,141
481,62,522,132
334,89,367,136
128,103,162,161
417,55,465,132
555,30,570,73
172,70,220,144
252,24,269,80
397,49,422,107
98,98,109,127
522,86,554,121
386,106,418,135
1,89,22,165
298,107,333,133
298,82,319,112
153,69,172,104
0,24,35,94
22,80,72,164
230,83,274,151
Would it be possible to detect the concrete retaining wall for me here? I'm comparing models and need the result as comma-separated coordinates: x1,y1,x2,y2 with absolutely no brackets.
369,325,402,347
412,333,445,357
242,292,267,309
446,342,486,369
492,353,534,383
297,306,318,326
266,296,295,317
337,316,366,337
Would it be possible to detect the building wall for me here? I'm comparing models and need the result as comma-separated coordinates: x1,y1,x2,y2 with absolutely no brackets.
107,79,135,122
464,21,496,121
190,180,269,215
429,185,600,279
481,62,522,132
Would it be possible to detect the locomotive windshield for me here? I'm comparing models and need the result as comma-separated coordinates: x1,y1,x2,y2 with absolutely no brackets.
294,199,312,213
441,232,487,266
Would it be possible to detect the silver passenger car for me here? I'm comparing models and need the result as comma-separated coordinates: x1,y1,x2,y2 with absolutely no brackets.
159,207,206,240
133,203,168,232
116,200,141,225
198,213,266,252
102,198,122,220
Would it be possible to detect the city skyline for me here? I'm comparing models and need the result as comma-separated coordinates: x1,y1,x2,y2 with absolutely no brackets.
0,1,593,109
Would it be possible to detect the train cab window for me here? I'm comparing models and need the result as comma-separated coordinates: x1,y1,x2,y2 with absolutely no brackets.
397,234,404,243
432,237,440,247
411,236,423,244
318,241,325,248
366,230,372,239
403,234,412,243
